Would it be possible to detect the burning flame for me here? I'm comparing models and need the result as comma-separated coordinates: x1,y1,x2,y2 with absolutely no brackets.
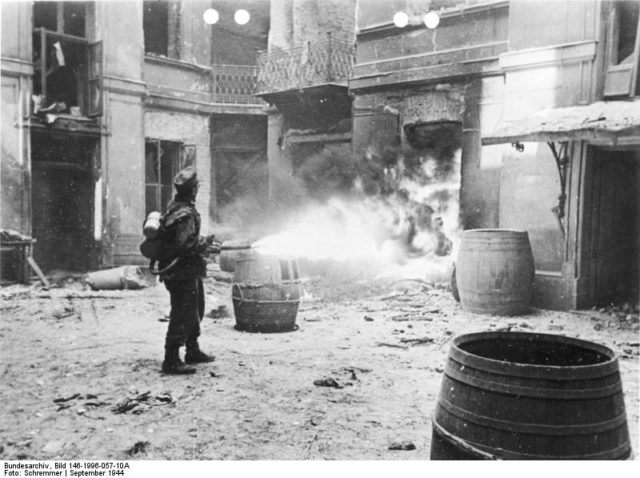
250,148,462,283
252,198,389,261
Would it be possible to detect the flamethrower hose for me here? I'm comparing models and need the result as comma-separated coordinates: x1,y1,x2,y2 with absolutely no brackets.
149,257,180,276
149,245,250,275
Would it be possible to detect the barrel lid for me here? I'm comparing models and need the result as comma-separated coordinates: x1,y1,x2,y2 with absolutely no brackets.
449,331,619,380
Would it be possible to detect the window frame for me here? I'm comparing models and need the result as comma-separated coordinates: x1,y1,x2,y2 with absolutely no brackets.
145,139,196,214
604,1,640,98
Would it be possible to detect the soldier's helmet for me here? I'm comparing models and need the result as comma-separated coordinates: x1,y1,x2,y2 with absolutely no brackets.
173,167,199,193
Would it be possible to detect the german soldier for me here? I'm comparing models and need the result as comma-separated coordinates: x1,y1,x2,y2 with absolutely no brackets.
159,166,216,374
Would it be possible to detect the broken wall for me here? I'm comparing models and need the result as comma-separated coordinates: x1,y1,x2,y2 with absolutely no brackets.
179,0,213,65
270,0,356,49
352,80,503,230
212,0,269,64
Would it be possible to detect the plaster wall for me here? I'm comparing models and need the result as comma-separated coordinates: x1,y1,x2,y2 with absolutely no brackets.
105,93,145,242
1,76,29,233
1,1,31,62
1,1,31,234
144,110,212,234
508,0,598,50
97,1,143,80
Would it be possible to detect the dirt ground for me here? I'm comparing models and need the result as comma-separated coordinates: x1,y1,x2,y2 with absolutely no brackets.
0,263,638,461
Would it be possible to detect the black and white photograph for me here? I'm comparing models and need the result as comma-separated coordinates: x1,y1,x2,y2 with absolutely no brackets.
1,0,639,470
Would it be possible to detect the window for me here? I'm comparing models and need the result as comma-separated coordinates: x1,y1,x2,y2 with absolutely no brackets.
32,1,102,117
145,140,196,214
34,1,87,37
604,0,640,97
143,0,181,58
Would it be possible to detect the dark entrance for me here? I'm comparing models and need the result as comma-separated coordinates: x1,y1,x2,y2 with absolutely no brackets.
585,148,640,306
31,131,98,272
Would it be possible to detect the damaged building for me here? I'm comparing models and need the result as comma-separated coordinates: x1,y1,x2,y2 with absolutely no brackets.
351,0,640,311
1,0,268,276
255,0,357,209
2,0,639,313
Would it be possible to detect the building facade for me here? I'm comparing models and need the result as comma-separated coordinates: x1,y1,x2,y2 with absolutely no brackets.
1,0,268,273
351,0,639,310
256,0,357,210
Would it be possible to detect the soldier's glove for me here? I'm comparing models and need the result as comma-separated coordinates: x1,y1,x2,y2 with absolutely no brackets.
206,235,221,254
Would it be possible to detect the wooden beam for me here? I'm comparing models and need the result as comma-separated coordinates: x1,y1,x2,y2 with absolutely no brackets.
27,256,51,289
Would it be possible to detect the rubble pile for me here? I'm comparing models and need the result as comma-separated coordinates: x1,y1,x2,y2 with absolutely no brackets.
0,229,32,243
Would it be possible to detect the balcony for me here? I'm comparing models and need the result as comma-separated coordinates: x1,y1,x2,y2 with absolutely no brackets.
144,56,265,113
256,33,355,97
211,64,265,105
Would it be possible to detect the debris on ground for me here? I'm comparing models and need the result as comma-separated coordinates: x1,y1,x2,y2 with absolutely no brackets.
313,378,343,389
53,393,82,403
364,316,374,321
112,391,171,414
126,441,150,457
155,392,174,404
0,269,638,460
376,342,408,350
388,440,416,450
399,337,434,346
85,266,153,291
208,305,229,319
42,440,65,454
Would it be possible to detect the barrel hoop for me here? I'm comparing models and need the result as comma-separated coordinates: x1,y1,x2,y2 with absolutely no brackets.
459,289,531,297
450,350,620,381
458,246,531,252
448,349,620,382
232,296,300,305
449,332,620,380
431,418,497,460
444,363,623,399
434,412,631,460
437,397,628,435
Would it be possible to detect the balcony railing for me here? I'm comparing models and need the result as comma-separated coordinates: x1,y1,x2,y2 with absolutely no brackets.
256,33,355,95
211,64,265,105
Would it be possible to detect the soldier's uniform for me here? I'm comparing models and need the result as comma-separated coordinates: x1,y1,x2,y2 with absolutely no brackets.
159,167,215,375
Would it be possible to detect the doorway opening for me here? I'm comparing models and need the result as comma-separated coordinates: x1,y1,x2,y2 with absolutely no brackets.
31,131,98,272
586,148,640,306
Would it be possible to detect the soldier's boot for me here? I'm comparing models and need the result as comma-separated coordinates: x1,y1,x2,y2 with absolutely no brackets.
185,341,215,364
161,347,196,375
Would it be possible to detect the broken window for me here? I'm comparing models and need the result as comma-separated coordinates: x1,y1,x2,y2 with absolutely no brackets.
604,0,640,97
31,1,102,117
34,1,86,37
145,140,196,214
143,0,181,58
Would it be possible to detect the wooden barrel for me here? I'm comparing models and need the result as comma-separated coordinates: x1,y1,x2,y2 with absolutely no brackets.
232,252,301,332
431,331,632,460
456,229,534,315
